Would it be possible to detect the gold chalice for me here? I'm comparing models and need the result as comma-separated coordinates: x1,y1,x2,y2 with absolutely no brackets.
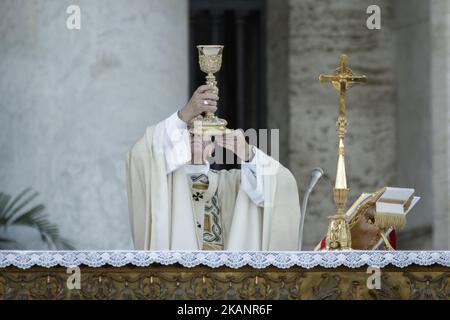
189,45,228,136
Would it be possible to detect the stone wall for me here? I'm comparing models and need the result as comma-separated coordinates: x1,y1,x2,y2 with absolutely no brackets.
430,0,450,249
0,0,189,249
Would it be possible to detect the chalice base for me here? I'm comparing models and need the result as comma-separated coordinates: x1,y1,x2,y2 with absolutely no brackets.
189,116,229,136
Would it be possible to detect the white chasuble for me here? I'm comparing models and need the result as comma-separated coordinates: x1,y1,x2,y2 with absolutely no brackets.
126,121,301,251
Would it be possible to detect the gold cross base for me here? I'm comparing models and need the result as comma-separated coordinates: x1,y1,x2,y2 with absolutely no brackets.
325,188,352,250
325,214,352,250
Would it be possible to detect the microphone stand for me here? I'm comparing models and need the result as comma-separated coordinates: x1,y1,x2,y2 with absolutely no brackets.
298,168,324,250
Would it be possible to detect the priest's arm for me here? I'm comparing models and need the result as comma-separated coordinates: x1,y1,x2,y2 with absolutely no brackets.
162,110,265,205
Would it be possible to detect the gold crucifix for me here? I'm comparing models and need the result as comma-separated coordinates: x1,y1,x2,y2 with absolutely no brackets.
319,54,367,120
319,54,367,250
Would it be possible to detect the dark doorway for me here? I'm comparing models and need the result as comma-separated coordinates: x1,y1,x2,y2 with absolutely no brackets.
189,0,267,132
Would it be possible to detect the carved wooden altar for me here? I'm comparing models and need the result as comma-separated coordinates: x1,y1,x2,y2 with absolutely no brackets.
1,251,450,300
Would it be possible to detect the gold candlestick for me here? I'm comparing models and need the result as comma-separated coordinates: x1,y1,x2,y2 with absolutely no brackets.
319,54,367,250
190,45,228,135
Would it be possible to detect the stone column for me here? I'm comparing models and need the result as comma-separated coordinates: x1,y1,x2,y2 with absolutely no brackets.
0,0,189,249
395,0,450,249
267,0,290,166
430,0,450,249
394,0,433,248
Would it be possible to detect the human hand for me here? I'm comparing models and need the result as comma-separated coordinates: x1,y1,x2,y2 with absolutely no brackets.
179,85,219,123
215,130,254,162
190,133,214,165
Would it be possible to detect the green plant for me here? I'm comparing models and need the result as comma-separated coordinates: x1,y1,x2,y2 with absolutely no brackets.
0,188,75,250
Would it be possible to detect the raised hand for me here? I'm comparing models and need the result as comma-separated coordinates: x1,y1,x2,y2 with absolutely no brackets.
179,85,219,123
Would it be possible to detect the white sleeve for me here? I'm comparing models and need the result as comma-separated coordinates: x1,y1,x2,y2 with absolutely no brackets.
241,146,265,206
163,111,191,174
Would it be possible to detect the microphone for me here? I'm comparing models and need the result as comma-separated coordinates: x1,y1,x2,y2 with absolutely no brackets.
307,167,324,192
298,167,324,250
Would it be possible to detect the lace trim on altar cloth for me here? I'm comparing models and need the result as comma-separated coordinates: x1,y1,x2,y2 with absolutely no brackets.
1,250,450,270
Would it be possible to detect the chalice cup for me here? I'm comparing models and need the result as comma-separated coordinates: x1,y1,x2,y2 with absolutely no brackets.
190,45,228,135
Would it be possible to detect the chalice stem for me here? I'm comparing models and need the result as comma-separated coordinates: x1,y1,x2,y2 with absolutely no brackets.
204,111,215,119
204,73,217,120
206,73,217,86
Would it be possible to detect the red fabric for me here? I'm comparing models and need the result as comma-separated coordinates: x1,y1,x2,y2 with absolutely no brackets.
388,230,397,249
319,237,326,250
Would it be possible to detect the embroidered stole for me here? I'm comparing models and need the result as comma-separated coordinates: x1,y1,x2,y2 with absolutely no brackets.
189,173,224,250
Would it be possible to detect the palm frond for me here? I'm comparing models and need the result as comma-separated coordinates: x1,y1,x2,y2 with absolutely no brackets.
0,193,12,216
0,189,75,250
0,237,16,244
0,237,23,249
0,193,12,224
0,188,39,224
2,188,31,214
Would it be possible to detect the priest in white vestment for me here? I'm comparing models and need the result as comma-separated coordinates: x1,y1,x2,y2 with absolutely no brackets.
126,85,300,251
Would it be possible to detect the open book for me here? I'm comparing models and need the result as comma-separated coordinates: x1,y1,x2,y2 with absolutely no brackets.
315,187,420,250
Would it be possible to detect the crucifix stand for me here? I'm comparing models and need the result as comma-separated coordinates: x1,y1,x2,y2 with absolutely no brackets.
319,54,367,250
